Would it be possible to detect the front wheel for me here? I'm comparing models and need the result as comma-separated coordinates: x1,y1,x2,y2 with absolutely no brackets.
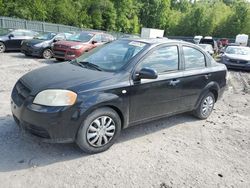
193,92,215,119
76,107,121,154
42,49,53,59
0,42,6,53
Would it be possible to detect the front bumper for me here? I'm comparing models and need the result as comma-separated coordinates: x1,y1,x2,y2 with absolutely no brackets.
52,48,83,60
222,60,250,71
11,85,82,143
21,45,44,57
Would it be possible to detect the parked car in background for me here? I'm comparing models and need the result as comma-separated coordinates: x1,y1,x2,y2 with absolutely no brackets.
52,31,115,61
193,35,203,44
221,46,250,70
199,37,219,54
21,32,72,59
218,38,229,47
0,29,38,53
198,44,214,56
219,43,239,54
11,39,227,153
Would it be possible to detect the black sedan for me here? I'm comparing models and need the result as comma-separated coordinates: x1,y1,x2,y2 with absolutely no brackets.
11,39,227,153
21,32,72,59
221,46,250,70
0,29,38,53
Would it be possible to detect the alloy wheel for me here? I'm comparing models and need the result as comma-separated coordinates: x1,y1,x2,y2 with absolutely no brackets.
0,42,5,53
43,49,52,59
201,96,214,116
87,116,116,147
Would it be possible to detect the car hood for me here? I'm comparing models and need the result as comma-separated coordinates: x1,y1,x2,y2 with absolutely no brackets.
54,40,89,47
225,53,250,61
0,35,8,40
20,63,114,95
24,39,48,45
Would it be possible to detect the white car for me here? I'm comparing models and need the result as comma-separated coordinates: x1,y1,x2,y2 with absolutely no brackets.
198,44,214,56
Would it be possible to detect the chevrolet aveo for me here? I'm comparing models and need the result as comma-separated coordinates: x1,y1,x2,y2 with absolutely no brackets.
11,39,227,153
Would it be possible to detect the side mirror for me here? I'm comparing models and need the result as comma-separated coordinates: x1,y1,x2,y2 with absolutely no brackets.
136,68,158,80
8,34,14,39
91,40,97,45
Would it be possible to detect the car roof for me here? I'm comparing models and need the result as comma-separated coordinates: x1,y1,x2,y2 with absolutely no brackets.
123,38,193,46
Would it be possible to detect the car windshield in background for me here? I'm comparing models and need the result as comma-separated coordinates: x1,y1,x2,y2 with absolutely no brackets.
73,40,147,71
225,46,250,55
67,32,93,42
34,33,56,40
0,28,10,36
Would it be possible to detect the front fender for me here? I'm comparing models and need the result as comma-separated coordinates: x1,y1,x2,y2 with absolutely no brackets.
77,91,129,128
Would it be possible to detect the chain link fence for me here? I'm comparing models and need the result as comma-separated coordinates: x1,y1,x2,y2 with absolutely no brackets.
0,16,128,38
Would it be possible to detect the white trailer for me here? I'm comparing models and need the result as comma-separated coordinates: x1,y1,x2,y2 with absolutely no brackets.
235,34,249,46
141,28,164,38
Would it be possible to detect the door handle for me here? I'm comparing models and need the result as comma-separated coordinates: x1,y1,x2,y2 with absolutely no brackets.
169,79,180,86
204,73,211,79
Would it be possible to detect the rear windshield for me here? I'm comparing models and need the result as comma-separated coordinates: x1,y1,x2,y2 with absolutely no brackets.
67,32,94,42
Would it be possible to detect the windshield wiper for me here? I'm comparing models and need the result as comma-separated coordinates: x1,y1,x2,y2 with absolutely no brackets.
77,61,103,71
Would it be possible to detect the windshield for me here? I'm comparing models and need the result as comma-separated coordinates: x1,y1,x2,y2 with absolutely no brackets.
0,28,10,36
226,46,250,55
67,32,94,42
73,40,147,71
34,33,56,40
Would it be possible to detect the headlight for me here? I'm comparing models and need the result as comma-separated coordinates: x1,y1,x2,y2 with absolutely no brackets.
33,89,77,106
34,42,44,47
71,45,83,49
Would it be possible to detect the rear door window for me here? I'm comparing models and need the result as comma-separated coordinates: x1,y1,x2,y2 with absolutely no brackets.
183,46,206,69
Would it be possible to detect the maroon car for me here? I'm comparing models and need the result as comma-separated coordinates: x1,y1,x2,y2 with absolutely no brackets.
52,31,115,61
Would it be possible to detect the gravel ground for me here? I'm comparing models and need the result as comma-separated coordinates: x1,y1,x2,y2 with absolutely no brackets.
0,52,249,188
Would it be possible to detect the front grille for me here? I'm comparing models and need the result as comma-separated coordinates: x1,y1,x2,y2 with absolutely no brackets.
53,50,65,57
23,123,50,139
12,81,31,106
229,59,248,64
54,44,69,49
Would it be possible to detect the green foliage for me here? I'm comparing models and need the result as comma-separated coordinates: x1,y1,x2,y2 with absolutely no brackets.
0,0,250,37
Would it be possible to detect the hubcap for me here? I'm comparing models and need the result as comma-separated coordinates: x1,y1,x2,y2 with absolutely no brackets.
202,96,214,116
43,49,52,59
87,116,116,147
0,43,5,53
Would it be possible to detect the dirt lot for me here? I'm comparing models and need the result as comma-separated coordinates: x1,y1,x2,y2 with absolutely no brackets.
0,52,249,188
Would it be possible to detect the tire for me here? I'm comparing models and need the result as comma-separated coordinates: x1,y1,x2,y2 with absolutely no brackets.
76,107,121,154
193,92,215,120
42,49,53,59
0,42,6,53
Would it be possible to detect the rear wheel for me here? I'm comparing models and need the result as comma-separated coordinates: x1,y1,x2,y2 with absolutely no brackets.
0,42,6,53
42,49,53,59
193,92,215,119
76,107,121,154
